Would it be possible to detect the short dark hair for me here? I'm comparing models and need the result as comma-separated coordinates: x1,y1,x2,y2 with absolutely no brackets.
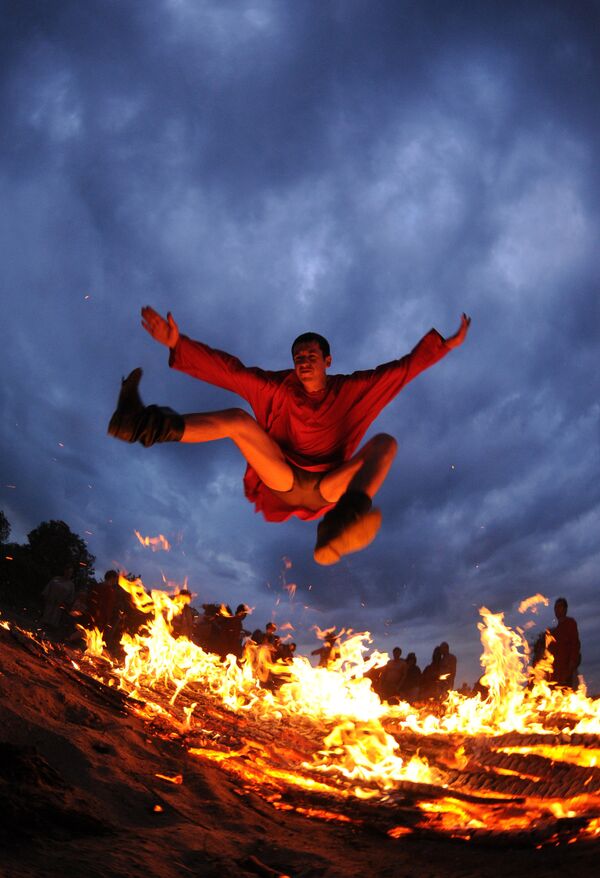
291,332,330,358
555,597,568,610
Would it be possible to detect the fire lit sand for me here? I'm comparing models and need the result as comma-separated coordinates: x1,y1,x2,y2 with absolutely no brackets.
2,576,598,869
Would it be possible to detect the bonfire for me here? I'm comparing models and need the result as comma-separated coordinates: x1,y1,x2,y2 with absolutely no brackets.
38,574,596,848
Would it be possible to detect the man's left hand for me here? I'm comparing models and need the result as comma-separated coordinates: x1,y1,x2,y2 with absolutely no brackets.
445,313,471,349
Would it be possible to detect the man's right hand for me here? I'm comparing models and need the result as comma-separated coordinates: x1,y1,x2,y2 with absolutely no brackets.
141,306,180,348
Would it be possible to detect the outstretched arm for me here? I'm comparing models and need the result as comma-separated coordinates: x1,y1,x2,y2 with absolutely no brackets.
142,306,275,409
141,306,180,348
443,313,471,349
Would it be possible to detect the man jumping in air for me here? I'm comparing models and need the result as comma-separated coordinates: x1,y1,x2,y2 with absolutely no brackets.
109,307,470,565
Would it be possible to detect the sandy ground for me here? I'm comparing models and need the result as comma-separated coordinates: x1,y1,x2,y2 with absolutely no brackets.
0,619,597,878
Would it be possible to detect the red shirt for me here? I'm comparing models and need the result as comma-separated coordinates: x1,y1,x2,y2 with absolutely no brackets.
550,616,581,685
169,329,450,521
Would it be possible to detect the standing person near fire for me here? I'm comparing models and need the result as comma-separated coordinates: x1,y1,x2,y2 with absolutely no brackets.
108,307,470,564
549,597,581,689
438,641,457,693
88,570,120,637
41,562,75,635
420,645,443,700
380,646,408,702
311,630,340,668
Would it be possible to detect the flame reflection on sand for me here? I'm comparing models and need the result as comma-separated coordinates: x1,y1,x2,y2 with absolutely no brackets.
76,577,600,844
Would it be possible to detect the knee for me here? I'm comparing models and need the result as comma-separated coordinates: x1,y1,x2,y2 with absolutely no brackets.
371,433,398,460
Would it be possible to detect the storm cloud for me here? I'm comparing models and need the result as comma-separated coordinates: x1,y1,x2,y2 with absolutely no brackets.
1,0,599,687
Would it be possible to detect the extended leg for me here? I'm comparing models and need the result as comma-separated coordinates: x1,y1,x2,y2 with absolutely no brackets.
314,434,398,566
108,369,294,492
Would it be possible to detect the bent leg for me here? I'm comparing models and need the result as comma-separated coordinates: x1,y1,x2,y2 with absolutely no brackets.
319,433,398,504
314,434,397,566
182,408,294,492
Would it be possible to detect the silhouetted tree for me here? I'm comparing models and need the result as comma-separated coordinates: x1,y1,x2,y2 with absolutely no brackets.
0,519,96,611
0,543,46,610
27,520,95,586
0,511,10,544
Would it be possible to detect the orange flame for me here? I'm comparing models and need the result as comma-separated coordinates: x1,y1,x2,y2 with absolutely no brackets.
73,581,600,842
134,530,171,552
518,594,549,614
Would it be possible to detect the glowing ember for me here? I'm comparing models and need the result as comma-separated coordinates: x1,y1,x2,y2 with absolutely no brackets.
155,773,183,784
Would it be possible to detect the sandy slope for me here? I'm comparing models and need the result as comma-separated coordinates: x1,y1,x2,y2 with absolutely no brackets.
0,619,597,878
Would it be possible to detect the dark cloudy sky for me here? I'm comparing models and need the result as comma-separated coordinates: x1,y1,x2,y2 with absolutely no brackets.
1,0,599,689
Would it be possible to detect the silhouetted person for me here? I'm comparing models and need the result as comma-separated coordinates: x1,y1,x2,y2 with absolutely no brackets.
311,631,340,667
438,641,457,693
171,589,195,640
195,603,224,654
250,627,265,645
220,603,251,658
279,641,297,663
88,570,120,636
399,652,422,703
420,646,443,700
364,656,386,698
118,577,150,639
380,647,407,702
472,675,489,699
531,630,548,668
264,621,278,644
549,597,581,689
41,563,75,636
235,602,251,641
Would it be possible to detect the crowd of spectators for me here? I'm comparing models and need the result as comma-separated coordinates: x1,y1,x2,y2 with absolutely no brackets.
37,565,295,667
41,567,147,655
364,641,457,705
37,563,581,696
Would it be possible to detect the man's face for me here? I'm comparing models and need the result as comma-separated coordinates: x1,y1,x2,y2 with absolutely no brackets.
555,600,567,620
292,340,331,391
